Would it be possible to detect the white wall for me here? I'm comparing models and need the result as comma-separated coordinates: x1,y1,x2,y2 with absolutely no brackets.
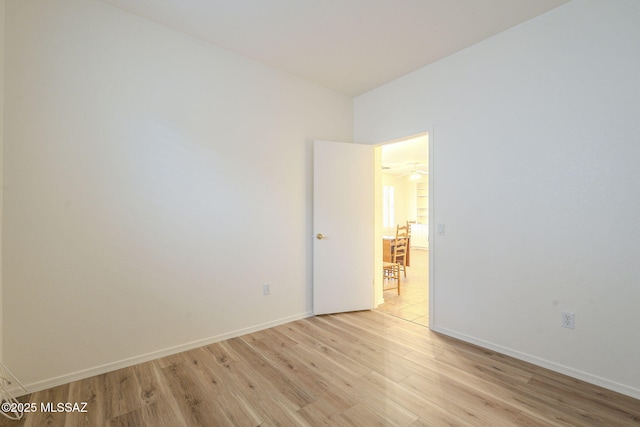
3,0,352,390
355,0,640,398
381,173,428,235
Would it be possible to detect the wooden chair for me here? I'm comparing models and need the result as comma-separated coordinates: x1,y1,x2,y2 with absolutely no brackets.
394,223,409,278
382,222,411,295
383,261,400,294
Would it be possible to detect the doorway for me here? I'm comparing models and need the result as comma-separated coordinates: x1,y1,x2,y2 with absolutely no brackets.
374,133,430,326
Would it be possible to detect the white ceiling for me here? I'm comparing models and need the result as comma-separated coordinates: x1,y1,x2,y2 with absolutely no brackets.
97,0,571,96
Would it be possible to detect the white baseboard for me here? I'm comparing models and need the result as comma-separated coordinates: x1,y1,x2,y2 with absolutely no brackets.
431,325,640,400
12,311,313,397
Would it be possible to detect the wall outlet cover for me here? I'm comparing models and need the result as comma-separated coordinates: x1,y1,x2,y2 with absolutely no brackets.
561,311,574,329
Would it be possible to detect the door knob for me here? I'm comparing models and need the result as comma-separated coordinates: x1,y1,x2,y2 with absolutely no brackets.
316,233,327,240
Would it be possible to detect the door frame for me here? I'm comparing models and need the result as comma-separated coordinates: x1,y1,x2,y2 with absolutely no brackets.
374,129,435,329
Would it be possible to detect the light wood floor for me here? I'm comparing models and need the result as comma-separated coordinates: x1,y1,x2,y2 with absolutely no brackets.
378,248,429,326
2,310,639,426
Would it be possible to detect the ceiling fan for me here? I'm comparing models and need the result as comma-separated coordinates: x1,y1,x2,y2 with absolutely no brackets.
382,162,428,180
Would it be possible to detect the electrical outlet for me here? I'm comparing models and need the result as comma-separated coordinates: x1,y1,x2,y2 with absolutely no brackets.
561,311,574,329
263,283,271,296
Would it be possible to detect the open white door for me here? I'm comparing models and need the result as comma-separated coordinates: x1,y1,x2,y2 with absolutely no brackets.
313,140,374,315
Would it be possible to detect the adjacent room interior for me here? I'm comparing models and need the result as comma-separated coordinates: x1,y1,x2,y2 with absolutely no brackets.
376,135,430,326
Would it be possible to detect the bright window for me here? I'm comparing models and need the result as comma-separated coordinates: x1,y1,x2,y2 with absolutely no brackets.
383,186,395,228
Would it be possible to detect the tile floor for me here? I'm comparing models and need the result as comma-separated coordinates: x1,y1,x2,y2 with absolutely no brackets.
376,248,429,326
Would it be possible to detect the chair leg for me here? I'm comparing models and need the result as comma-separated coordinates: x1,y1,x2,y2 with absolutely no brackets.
383,264,401,295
